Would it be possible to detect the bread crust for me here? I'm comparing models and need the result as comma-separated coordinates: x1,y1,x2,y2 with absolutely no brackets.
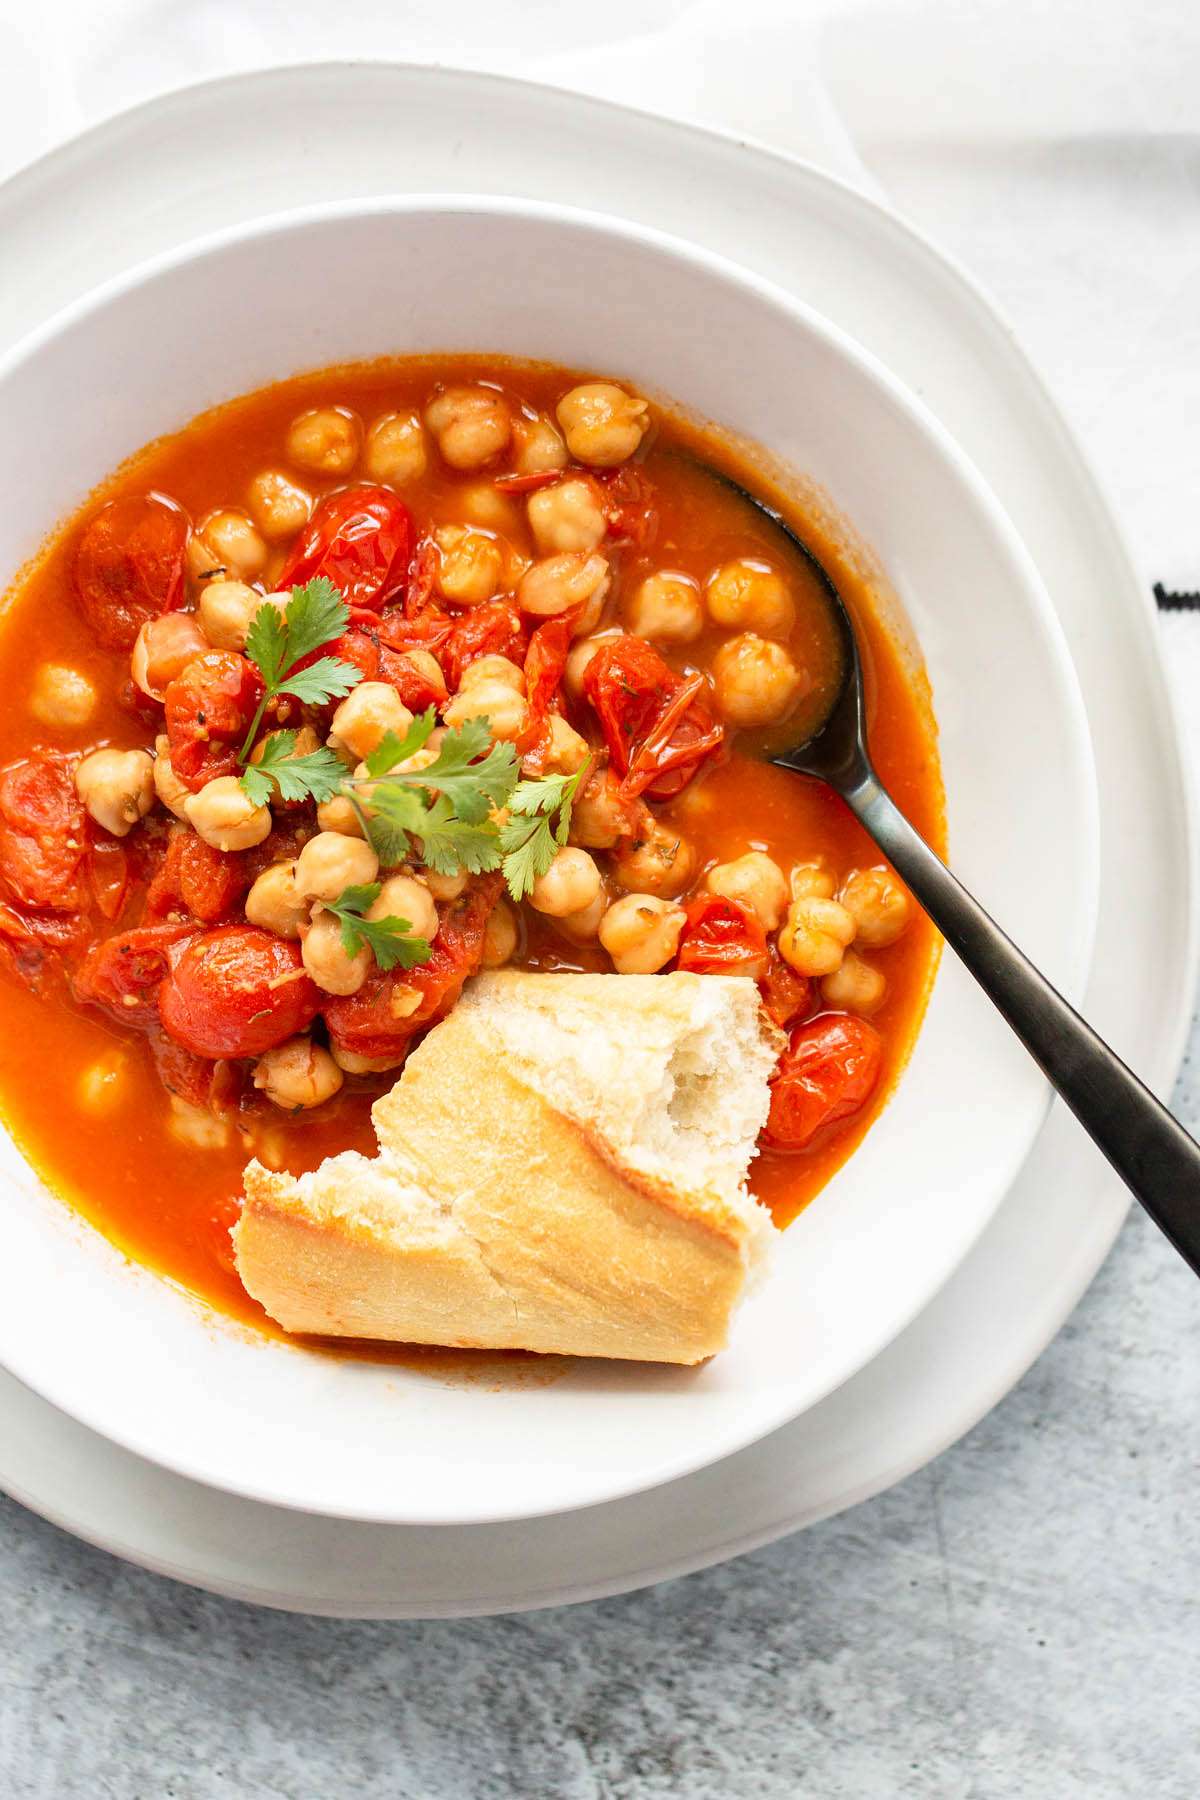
235,972,780,1363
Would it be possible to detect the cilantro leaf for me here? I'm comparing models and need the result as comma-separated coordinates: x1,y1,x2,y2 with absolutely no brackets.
413,796,503,877
320,883,432,973
498,761,591,902
350,779,431,867
274,577,350,669
238,731,349,808
276,654,362,708
393,720,519,823
364,711,439,777
243,601,290,690
497,810,560,902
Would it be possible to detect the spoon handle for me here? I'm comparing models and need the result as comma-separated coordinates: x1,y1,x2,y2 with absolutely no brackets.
846,770,1200,1271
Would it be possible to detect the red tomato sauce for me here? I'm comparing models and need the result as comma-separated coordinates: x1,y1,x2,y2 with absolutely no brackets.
0,355,944,1343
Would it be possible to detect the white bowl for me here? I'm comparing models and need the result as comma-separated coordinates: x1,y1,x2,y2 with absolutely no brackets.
0,198,1098,1524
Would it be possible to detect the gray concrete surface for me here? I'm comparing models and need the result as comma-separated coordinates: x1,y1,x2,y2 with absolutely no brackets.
2,1074,1198,1797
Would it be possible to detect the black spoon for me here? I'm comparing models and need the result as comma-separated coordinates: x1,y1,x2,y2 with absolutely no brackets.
698,462,1200,1274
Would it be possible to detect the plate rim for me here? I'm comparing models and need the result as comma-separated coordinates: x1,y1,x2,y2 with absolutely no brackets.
0,186,1102,1525
0,59,1192,1612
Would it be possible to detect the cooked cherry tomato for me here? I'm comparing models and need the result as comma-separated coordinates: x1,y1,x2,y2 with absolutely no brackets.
145,828,250,925
158,925,320,1059
440,601,527,692
583,635,723,800
493,468,567,495
149,1029,243,1113
764,1013,883,1148
675,893,767,976
0,754,88,911
73,921,199,1023
276,484,414,610
72,492,189,651
163,651,264,794
323,876,500,1061
521,608,583,770
595,466,657,552
330,620,449,711
757,943,814,1029
0,901,91,992
89,839,130,922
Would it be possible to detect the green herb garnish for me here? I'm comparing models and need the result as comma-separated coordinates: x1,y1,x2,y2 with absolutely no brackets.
320,883,432,973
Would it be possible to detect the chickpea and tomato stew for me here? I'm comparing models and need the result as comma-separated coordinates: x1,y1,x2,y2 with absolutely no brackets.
0,356,942,1334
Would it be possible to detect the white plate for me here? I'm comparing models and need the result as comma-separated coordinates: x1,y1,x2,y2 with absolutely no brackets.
0,65,1191,1610
0,194,1098,1524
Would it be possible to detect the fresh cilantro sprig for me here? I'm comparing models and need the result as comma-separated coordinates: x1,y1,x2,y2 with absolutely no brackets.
499,761,592,902
240,730,348,809
345,710,519,877
229,581,595,906
237,578,364,778
320,884,432,973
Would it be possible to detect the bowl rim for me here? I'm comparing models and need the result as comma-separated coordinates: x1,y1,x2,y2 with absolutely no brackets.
0,191,1100,1523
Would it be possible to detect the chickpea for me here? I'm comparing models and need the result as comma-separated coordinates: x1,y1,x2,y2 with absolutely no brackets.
29,664,97,728
197,581,270,653
316,793,365,839
839,867,913,948
778,895,856,978
368,873,438,943
294,831,379,903
131,613,209,700
790,858,836,901
425,386,511,470
253,1037,344,1110
481,896,520,968
711,634,806,727
443,679,530,744
624,572,703,644
244,860,308,938
286,406,361,475
527,477,607,555
301,909,372,995
611,817,694,898
434,525,503,606
705,559,794,636
510,413,568,476
192,509,267,583
331,1045,406,1075
247,725,322,802
460,655,526,695
153,734,191,820
456,481,523,536
569,766,636,850
563,629,624,702
245,470,312,542
705,851,788,931
556,382,650,467
529,847,601,918
184,776,272,851
518,551,609,620
535,714,590,776
364,410,427,486
557,886,608,943
328,682,412,763
424,868,468,903
599,893,686,974
74,747,155,838
821,952,887,1015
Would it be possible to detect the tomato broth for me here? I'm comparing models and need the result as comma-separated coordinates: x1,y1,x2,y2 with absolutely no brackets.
0,356,943,1341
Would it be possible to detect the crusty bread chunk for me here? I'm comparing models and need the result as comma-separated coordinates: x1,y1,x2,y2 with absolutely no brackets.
235,971,784,1364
